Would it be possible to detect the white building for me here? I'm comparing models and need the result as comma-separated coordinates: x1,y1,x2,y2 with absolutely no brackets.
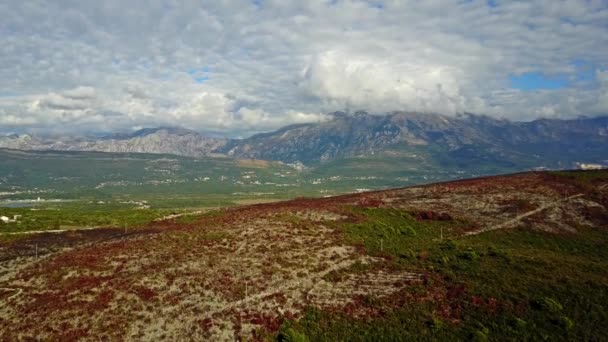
0,216,10,223
578,163,606,170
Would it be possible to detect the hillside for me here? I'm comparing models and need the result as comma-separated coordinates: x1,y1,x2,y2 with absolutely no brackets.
1,170,607,340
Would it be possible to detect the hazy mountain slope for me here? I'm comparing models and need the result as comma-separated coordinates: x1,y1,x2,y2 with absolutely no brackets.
2,113,607,168
0,134,38,150
0,128,226,157
222,112,484,163
223,112,608,166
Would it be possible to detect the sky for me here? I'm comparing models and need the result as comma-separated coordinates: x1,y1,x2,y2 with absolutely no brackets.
0,0,607,137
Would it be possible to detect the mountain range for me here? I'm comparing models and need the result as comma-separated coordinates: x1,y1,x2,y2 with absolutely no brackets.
2,112,607,169
0,126,225,158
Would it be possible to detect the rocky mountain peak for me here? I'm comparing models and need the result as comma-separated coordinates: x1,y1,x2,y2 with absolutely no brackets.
103,126,199,140
1,113,607,167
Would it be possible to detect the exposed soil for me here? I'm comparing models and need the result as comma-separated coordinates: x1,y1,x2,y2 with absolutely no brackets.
1,171,607,340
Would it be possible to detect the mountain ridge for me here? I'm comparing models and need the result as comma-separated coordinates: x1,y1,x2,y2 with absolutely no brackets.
1,112,607,169
222,112,608,166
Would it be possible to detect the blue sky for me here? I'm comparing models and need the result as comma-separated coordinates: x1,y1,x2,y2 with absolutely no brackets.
186,67,211,84
510,73,569,91
510,60,604,91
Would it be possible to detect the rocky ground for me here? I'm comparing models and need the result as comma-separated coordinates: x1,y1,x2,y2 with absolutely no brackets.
1,171,607,340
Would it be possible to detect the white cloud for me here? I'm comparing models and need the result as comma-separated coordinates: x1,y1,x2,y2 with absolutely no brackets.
594,70,608,112
300,49,472,114
0,0,607,135
62,86,96,100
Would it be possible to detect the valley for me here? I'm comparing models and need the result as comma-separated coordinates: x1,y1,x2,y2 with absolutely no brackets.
0,147,486,211
4,1,608,341
1,114,607,340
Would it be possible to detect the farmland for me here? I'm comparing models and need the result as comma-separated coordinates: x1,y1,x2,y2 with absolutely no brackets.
0,148,517,205
0,170,607,340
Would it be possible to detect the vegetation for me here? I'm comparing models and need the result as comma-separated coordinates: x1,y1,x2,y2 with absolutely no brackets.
1,169,607,340
0,148,523,204
337,207,460,259
279,207,608,341
0,202,173,234
551,169,608,186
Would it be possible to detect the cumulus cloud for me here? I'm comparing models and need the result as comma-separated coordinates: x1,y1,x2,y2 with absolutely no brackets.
594,70,608,112
0,0,607,135
62,86,96,100
36,90,95,111
300,49,472,114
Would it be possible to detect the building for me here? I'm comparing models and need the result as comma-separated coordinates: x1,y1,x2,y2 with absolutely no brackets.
578,163,606,170
0,216,10,223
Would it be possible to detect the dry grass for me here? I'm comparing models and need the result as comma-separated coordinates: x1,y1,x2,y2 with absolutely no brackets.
236,159,271,168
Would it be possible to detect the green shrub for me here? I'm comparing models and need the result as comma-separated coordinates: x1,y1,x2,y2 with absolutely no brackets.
473,330,489,342
511,318,527,330
559,316,574,330
439,239,457,251
427,317,444,331
487,245,505,257
539,297,563,313
277,328,310,342
460,247,480,261
401,226,417,236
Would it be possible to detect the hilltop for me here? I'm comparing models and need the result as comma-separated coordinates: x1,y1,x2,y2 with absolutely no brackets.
1,170,607,340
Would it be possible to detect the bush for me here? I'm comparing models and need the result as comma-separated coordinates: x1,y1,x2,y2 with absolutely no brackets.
539,297,563,313
559,316,574,330
400,226,417,236
427,317,443,331
439,240,457,251
487,245,505,257
459,247,480,261
277,328,310,342
511,318,527,330
473,330,489,342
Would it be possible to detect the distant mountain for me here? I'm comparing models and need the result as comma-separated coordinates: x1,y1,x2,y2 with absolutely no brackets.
0,133,36,151
1,112,607,170
0,127,226,157
222,112,608,168
101,127,200,140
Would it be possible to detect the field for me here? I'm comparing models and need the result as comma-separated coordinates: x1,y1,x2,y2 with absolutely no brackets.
0,146,527,238
0,170,607,340
0,147,527,205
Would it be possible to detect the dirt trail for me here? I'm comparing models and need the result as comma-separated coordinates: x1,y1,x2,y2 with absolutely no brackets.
153,210,205,221
0,226,107,236
463,193,584,237
0,287,22,301
1,209,203,235
202,257,361,318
